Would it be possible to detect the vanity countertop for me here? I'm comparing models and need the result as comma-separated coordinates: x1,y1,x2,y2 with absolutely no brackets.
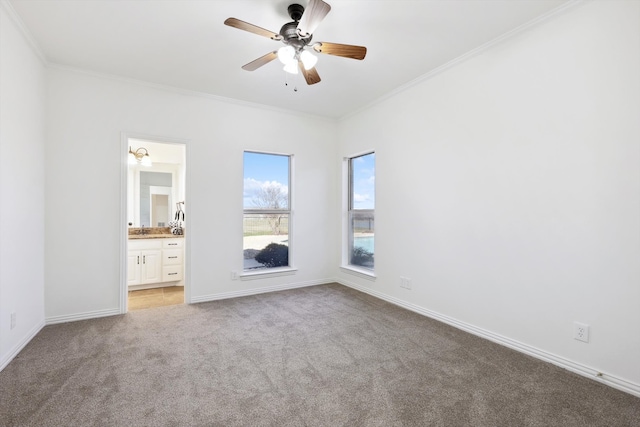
128,234,184,240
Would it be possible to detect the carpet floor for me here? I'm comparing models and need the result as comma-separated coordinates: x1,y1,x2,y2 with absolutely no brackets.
0,283,638,426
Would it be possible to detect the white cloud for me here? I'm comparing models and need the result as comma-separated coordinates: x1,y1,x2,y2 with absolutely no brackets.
243,178,263,194
353,193,370,203
243,178,288,208
244,178,288,195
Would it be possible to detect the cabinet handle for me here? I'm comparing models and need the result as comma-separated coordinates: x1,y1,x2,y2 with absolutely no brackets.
168,272,177,276
143,255,146,264
168,243,177,246
168,256,178,259
137,256,140,265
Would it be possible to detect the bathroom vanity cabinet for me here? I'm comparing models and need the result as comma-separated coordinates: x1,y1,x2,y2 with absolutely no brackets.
128,237,184,288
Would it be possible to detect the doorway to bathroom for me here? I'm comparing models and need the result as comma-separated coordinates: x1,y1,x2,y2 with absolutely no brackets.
122,135,188,312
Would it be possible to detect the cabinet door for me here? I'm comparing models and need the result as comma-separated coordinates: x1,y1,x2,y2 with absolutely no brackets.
141,250,163,284
127,252,141,286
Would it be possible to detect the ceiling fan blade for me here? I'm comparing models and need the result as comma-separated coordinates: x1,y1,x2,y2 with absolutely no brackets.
242,52,278,71
224,18,282,40
297,0,331,37
299,62,321,85
313,42,367,60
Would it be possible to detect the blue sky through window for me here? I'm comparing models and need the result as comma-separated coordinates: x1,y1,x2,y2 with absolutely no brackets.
243,152,289,209
352,152,375,210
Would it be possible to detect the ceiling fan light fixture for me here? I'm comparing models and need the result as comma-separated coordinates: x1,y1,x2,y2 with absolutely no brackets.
300,50,318,70
277,46,296,65
283,61,299,75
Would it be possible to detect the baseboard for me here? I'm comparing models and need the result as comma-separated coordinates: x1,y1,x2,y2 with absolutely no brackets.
45,279,332,322
0,319,45,372
46,308,122,325
190,278,333,304
336,278,640,398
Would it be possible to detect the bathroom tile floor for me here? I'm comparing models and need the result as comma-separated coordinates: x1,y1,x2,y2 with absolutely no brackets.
128,286,184,311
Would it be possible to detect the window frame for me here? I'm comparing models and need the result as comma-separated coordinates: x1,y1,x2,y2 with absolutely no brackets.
343,151,376,278
241,150,295,278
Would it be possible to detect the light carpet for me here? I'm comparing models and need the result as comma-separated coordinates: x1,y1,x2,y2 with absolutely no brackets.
1,283,638,426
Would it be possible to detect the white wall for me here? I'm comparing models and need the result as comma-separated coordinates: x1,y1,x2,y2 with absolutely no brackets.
44,68,338,320
0,3,46,369
337,1,640,392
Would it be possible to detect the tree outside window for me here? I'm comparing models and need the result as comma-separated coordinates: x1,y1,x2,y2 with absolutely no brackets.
243,152,291,271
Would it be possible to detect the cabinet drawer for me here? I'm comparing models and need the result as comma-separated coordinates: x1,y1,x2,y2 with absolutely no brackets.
163,249,183,265
163,265,183,282
163,239,184,249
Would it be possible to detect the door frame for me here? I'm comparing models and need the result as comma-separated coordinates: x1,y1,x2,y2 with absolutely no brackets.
119,132,190,313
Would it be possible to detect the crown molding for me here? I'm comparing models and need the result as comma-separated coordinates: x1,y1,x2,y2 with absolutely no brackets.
0,0,48,66
47,63,336,123
340,0,584,121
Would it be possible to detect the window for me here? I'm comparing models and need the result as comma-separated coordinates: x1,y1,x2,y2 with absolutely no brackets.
348,152,375,270
243,152,291,271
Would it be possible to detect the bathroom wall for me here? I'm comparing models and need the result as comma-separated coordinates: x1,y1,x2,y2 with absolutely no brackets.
127,140,185,228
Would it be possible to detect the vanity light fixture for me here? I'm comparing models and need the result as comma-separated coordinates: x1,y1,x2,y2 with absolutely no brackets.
128,146,152,166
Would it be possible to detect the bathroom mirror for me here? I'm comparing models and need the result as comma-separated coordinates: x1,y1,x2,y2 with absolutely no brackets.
139,172,172,227
149,185,172,227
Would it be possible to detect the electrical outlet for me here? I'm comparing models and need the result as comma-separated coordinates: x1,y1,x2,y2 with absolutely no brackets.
231,271,238,280
574,322,590,343
10,312,16,330
400,277,412,290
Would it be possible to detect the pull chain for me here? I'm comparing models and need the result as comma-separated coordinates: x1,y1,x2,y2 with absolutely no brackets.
284,71,300,92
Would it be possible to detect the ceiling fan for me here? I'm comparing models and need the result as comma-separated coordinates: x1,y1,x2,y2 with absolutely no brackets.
224,0,367,86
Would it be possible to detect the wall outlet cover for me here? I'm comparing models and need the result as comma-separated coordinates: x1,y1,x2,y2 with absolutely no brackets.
573,322,590,343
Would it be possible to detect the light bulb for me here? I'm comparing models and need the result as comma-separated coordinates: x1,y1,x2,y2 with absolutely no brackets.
141,154,152,166
277,46,295,65
300,50,318,70
283,61,299,75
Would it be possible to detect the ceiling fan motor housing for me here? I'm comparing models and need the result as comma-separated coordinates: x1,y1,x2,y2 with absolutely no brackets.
280,22,311,47
287,4,304,21
280,4,312,50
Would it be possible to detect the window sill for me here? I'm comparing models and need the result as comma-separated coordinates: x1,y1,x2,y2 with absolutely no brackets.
340,266,377,280
240,267,298,281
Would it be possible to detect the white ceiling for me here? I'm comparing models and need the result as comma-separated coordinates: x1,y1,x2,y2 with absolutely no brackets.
8,0,570,119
